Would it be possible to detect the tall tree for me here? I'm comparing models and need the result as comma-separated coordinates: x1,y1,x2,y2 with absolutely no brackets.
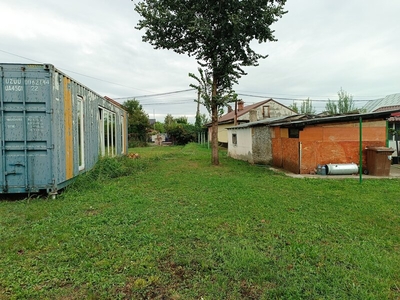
189,67,237,126
337,88,356,113
135,0,287,165
300,98,316,114
122,99,150,144
164,114,175,131
325,99,338,115
325,88,356,115
154,121,165,133
289,98,315,114
289,102,299,113
163,114,196,145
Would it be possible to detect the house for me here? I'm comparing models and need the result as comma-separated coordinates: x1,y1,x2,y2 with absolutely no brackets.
150,133,168,144
227,115,294,164
208,99,296,147
227,109,400,174
363,93,400,156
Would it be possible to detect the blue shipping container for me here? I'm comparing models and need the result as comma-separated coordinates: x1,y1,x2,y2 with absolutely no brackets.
0,63,128,195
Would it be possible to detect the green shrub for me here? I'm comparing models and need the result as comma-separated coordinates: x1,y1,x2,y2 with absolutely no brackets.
67,155,147,192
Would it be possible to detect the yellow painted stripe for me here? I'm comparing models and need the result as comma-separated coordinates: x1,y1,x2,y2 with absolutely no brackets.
63,77,73,179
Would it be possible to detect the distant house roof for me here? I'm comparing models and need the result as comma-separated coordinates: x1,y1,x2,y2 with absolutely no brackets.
217,99,271,124
217,98,295,125
363,93,400,112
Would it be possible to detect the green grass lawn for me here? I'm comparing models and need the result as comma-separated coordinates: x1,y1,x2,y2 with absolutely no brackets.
1,144,399,299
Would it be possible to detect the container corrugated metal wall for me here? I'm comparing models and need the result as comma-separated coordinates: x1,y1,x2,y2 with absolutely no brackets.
0,63,128,194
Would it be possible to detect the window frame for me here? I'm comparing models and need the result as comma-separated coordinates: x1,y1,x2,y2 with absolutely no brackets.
289,128,300,138
77,96,85,171
98,107,116,157
232,133,237,145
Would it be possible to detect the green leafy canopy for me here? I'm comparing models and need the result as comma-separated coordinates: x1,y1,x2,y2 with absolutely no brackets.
135,0,287,89
122,99,150,142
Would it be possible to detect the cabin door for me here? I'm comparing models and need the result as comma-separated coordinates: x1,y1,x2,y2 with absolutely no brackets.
0,67,52,193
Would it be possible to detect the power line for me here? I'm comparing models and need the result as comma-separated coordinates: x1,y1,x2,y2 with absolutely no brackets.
0,49,386,103
0,49,42,64
0,48,153,94
236,93,379,102
115,88,196,100
236,90,384,99
141,101,193,106
0,48,198,100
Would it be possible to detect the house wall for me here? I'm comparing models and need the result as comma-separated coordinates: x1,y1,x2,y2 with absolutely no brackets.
272,120,387,174
217,123,234,144
271,128,300,173
267,101,297,118
227,128,253,162
237,102,295,122
252,126,273,164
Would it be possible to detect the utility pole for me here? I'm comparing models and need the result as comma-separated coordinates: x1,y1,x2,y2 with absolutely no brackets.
196,90,200,119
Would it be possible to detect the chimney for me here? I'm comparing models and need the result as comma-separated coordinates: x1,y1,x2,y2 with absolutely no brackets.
249,109,258,122
238,100,244,111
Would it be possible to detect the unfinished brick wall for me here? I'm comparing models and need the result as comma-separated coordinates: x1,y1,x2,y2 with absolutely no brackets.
272,120,387,174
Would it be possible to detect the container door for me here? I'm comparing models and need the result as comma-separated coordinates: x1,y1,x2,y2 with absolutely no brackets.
0,66,52,193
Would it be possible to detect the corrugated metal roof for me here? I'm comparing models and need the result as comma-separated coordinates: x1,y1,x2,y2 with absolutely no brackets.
227,109,400,129
270,109,400,128
363,93,400,112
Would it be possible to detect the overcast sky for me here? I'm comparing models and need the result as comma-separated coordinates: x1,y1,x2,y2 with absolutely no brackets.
1,0,399,122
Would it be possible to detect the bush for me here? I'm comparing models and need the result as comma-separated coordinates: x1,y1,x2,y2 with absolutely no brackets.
167,123,197,145
66,155,147,192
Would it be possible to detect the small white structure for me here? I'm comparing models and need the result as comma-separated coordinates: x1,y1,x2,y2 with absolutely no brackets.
228,126,254,162
227,117,289,164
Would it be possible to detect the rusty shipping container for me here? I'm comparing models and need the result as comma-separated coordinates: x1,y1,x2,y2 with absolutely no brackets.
0,63,128,195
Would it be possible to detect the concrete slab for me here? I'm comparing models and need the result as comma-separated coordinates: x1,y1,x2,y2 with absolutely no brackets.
270,164,400,179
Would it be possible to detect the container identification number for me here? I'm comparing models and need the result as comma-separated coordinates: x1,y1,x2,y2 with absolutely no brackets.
3,78,49,92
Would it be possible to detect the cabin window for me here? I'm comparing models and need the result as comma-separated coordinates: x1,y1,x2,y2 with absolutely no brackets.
98,107,116,156
232,133,237,145
121,115,126,154
289,128,299,138
77,96,85,170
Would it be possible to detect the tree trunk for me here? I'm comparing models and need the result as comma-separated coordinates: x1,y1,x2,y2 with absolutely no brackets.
211,75,219,165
